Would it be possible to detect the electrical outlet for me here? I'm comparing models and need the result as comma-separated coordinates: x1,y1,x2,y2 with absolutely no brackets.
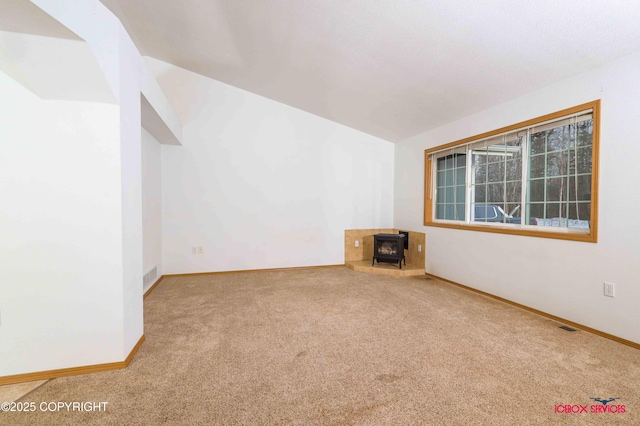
604,282,615,297
418,245,422,252
198,246,204,254
191,247,196,254
355,240,359,248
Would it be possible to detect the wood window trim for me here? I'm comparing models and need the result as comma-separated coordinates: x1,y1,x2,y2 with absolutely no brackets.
424,100,600,243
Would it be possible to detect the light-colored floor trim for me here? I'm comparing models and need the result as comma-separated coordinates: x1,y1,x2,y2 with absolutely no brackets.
0,335,145,386
164,264,344,278
427,272,640,351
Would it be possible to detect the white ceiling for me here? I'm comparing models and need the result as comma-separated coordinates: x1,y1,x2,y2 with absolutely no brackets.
0,30,115,103
0,2,114,103
101,0,640,142
0,0,79,40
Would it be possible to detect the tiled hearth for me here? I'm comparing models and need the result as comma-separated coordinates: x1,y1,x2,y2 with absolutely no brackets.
0,380,48,402
344,229,425,277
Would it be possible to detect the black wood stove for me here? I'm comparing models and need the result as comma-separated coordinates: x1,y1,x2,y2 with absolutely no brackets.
372,233,406,269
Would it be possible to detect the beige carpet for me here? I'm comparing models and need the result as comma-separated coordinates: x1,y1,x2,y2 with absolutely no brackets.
5,267,640,425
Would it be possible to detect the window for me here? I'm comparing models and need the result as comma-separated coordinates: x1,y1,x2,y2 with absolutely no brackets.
424,100,599,242
435,153,466,220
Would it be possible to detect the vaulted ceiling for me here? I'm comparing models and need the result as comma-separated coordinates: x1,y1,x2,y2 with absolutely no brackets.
0,1,114,103
100,0,640,142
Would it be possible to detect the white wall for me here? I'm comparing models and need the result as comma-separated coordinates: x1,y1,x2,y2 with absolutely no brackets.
142,128,162,292
115,25,144,354
0,69,124,374
144,58,395,274
29,0,146,366
394,51,640,344
31,0,182,364
0,0,182,378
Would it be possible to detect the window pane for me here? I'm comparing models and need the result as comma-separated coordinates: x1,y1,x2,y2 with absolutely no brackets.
488,142,506,155
524,117,594,230
455,167,466,185
473,204,495,221
474,186,486,203
578,202,591,221
530,134,546,155
527,203,545,222
486,162,505,183
486,183,504,203
445,156,453,169
568,175,592,201
437,170,446,188
486,154,504,163
545,202,562,219
546,177,567,202
576,147,592,174
434,154,466,222
529,179,545,202
576,121,593,147
473,148,488,165
445,169,454,186
505,202,521,218
568,203,591,222
505,181,521,203
455,154,466,167
445,204,455,219
546,151,568,177
505,158,522,182
456,185,466,203
474,164,487,184
445,187,454,203
529,155,545,179
546,125,572,152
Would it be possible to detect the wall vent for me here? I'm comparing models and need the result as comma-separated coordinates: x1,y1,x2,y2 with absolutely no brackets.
143,266,157,287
